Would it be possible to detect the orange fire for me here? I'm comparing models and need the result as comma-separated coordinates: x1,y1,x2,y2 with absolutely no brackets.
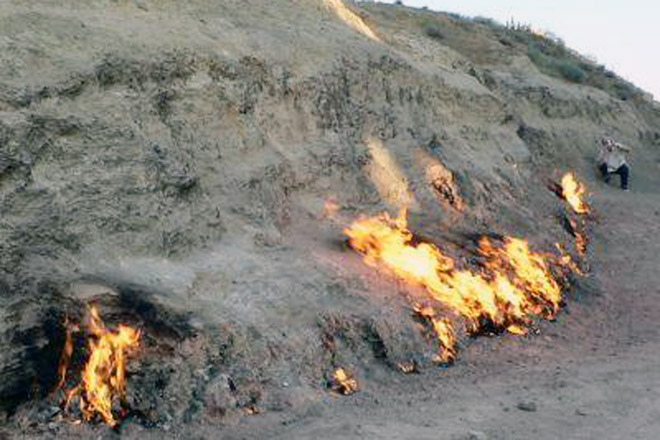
345,210,564,359
414,305,456,363
56,318,77,391
550,173,590,259
332,368,358,395
479,237,562,318
561,172,589,215
60,306,141,427
555,243,585,276
565,216,589,257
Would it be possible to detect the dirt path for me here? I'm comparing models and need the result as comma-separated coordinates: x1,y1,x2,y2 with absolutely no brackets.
216,179,660,440
264,344,660,440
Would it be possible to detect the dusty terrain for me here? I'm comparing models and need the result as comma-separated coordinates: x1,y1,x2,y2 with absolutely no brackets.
0,0,659,438
219,188,660,440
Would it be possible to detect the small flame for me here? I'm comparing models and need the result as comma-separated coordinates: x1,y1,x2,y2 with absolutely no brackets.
60,306,141,427
551,173,590,259
332,368,358,395
555,243,585,276
561,173,589,215
345,211,564,358
569,217,589,257
506,324,527,335
56,318,78,391
414,305,456,363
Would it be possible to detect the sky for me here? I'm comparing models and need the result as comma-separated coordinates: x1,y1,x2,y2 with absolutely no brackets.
376,0,660,100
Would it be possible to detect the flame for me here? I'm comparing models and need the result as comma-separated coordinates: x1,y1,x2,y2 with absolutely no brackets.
506,324,527,335
567,216,589,257
323,0,379,41
551,173,590,259
60,306,141,427
345,211,564,359
414,305,456,363
332,368,358,395
481,237,562,318
56,318,77,391
561,173,589,215
555,243,585,276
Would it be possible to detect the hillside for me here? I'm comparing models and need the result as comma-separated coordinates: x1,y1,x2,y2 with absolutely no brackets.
0,1,659,438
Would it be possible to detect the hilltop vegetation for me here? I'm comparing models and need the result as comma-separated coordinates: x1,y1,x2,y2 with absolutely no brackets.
361,2,652,103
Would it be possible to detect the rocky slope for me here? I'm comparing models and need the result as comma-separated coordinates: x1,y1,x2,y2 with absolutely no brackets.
0,0,658,437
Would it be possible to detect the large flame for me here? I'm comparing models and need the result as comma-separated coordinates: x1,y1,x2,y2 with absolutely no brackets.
345,210,564,360
60,306,141,427
561,172,589,215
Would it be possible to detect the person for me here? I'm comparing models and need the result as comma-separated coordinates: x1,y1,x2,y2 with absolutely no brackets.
597,137,631,191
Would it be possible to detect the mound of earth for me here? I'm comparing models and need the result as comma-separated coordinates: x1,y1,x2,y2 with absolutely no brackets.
0,1,658,438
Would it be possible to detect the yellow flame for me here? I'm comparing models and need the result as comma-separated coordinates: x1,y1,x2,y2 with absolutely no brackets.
555,243,585,276
561,173,589,215
332,368,358,395
345,211,564,359
414,305,456,362
323,0,379,41
61,306,141,427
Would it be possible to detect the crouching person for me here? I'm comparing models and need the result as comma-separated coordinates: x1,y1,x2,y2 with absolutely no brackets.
597,137,631,191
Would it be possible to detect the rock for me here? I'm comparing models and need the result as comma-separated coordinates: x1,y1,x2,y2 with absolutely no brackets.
466,431,488,440
516,401,537,412
452,431,488,440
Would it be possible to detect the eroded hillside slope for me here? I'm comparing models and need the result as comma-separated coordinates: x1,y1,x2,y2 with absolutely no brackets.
0,0,658,436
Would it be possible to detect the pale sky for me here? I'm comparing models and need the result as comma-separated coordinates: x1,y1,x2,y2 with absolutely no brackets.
376,0,660,100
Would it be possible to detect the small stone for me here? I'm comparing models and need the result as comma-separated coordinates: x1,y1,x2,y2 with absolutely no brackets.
517,401,537,412
43,405,60,419
466,431,488,440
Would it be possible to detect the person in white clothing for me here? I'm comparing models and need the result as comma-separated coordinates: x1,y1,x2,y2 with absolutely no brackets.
597,137,631,190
